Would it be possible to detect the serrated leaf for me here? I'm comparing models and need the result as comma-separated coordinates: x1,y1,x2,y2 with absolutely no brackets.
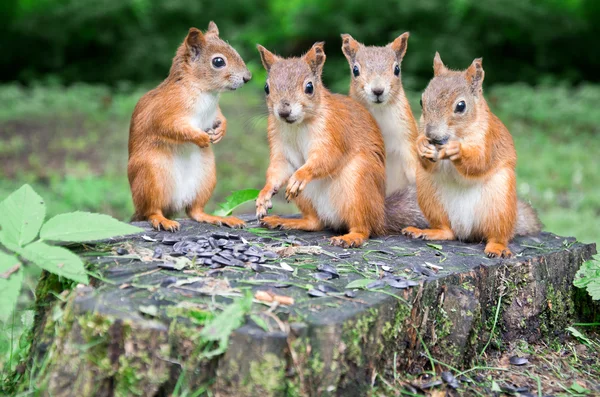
21,241,89,284
213,189,260,217
345,279,373,289
573,257,600,301
198,292,253,358
0,184,45,247
0,251,23,323
40,212,143,242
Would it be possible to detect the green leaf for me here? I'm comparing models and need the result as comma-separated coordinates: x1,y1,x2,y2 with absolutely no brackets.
250,314,269,332
345,279,373,289
40,212,143,242
0,184,45,247
426,243,443,250
573,256,600,300
491,381,502,393
0,251,23,323
569,382,590,394
566,326,593,347
198,292,253,358
21,241,89,284
213,189,259,217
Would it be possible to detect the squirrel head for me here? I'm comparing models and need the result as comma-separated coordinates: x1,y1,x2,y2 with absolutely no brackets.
341,32,409,106
257,42,326,125
175,22,251,91
420,52,486,144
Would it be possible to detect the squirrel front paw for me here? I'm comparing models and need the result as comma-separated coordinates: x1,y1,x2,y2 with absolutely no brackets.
285,169,312,201
438,141,461,161
194,132,211,148
256,188,274,219
417,135,438,162
206,119,226,144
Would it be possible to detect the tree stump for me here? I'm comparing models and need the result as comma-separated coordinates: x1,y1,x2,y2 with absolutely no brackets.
26,218,598,396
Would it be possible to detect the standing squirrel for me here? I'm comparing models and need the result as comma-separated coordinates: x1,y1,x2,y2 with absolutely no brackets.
254,42,426,247
341,33,419,196
402,53,541,257
128,22,251,231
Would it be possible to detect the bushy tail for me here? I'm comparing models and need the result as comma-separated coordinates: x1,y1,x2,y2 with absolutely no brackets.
516,200,542,236
383,186,429,234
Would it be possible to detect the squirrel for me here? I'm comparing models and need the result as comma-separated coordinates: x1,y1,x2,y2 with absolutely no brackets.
402,53,541,257
128,22,251,232
254,42,427,248
341,32,419,196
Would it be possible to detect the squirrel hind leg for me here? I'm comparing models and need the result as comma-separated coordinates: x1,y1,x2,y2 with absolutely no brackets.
188,209,246,229
148,213,180,232
330,229,369,248
402,226,455,241
484,239,512,258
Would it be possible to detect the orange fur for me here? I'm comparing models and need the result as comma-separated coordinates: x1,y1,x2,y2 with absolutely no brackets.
341,33,419,195
404,53,540,258
128,23,251,231
255,43,386,247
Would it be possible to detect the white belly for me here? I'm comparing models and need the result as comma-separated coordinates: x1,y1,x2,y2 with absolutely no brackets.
433,162,483,240
370,106,415,196
302,179,342,229
169,144,214,211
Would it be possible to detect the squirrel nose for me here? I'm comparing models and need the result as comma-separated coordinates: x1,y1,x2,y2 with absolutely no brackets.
243,71,252,83
372,87,385,97
278,109,291,119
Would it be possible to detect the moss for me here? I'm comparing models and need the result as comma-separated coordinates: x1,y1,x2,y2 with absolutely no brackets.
245,353,286,396
540,284,575,337
342,308,379,366
382,302,411,342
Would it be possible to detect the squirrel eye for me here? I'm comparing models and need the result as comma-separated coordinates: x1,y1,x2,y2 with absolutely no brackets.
212,57,226,68
352,65,360,77
455,100,466,113
394,64,400,76
305,81,314,95
264,83,270,95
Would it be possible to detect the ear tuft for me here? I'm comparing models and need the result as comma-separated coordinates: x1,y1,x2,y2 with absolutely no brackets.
304,42,327,75
207,21,219,36
257,44,279,72
341,34,360,62
186,28,205,58
433,52,448,76
390,32,409,59
466,57,485,93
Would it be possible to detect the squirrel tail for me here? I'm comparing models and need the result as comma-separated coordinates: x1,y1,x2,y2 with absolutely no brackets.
515,199,542,236
383,186,429,234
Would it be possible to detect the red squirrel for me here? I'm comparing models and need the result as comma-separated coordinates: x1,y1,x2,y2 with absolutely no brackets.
402,53,541,257
341,33,419,196
254,42,427,247
128,22,251,231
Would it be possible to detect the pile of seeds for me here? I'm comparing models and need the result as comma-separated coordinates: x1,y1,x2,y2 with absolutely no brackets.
149,232,279,270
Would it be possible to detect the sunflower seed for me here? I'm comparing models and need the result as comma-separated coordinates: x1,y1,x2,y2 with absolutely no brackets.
317,284,340,293
280,262,294,272
317,264,339,278
250,263,266,272
313,272,333,280
385,279,409,289
345,290,357,298
116,247,128,255
307,289,328,297
509,356,529,366
161,236,180,245
153,247,163,259
366,280,385,289
142,235,158,242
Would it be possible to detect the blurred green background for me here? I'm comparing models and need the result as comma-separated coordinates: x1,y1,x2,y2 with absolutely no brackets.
1,0,600,381
0,0,599,244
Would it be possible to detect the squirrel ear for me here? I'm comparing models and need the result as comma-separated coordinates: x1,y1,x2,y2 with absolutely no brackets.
433,52,448,76
186,28,205,58
466,57,484,93
207,21,219,36
257,44,279,72
341,34,360,62
304,42,326,76
389,32,409,60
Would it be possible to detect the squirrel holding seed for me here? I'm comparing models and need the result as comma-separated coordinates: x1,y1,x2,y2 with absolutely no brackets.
402,53,541,257
341,32,419,196
255,42,427,248
128,22,251,232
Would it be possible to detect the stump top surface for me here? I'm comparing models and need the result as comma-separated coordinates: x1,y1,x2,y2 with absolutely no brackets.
80,217,589,329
